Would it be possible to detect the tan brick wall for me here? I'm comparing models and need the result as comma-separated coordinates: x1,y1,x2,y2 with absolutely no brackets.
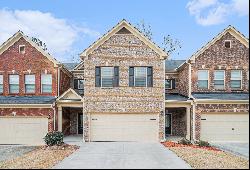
165,73,179,94
81,33,165,141
191,32,249,93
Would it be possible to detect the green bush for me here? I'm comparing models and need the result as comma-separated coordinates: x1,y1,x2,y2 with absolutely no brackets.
44,131,64,146
197,140,210,147
178,138,192,145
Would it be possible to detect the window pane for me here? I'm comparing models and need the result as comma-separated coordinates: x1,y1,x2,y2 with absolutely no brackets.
101,67,114,87
135,67,147,87
25,75,35,84
25,85,35,93
10,84,19,93
78,80,84,89
214,71,224,80
198,80,208,89
198,70,208,80
101,67,113,77
9,75,19,84
42,85,52,93
165,80,172,89
41,74,52,84
231,80,241,89
231,71,241,80
214,80,224,89
0,75,3,84
0,85,3,93
102,78,113,87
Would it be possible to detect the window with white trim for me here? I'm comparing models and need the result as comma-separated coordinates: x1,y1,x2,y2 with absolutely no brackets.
165,79,172,89
101,67,114,87
224,40,231,48
41,74,52,93
230,70,242,89
25,75,35,93
19,45,25,54
0,75,3,94
214,70,225,90
134,67,147,87
9,75,19,94
198,70,209,89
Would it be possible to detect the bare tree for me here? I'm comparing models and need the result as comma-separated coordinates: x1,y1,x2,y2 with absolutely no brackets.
136,20,182,57
31,37,48,51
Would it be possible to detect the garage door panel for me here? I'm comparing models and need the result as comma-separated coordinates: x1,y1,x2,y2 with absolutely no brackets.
201,113,249,142
91,113,158,142
0,117,48,145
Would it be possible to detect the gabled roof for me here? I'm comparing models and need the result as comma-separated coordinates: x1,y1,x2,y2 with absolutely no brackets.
63,63,79,71
0,31,61,67
165,60,186,72
57,88,83,102
177,25,249,70
80,19,168,59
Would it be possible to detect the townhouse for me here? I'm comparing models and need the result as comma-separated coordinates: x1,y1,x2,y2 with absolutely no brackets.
0,20,249,145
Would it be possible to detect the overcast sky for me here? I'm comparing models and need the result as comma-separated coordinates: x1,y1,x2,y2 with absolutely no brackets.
0,0,249,62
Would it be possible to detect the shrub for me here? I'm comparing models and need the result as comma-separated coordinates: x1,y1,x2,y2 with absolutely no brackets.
44,131,64,146
197,140,210,147
178,138,192,145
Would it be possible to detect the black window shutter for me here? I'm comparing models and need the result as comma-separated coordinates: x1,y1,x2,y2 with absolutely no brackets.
74,79,78,89
113,67,119,87
147,67,153,87
172,79,176,89
95,67,101,87
129,67,134,87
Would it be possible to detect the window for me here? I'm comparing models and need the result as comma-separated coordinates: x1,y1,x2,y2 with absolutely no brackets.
101,67,114,87
231,70,242,89
0,75,3,94
19,45,25,54
214,70,225,89
74,79,84,90
165,79,175,89
41,74,52,93
224,40,231,48
9,75,19,94
25,75,35,93
198,70,209,89
134,67,147,87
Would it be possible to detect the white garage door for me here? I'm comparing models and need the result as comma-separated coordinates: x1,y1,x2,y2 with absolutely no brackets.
90,113,159,142
0,117,48,145
201,113,249,142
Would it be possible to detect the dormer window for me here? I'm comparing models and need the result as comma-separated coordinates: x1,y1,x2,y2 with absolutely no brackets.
19,45,25,54
224,40,231,48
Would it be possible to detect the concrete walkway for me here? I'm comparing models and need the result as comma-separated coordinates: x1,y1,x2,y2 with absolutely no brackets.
53,142,191,169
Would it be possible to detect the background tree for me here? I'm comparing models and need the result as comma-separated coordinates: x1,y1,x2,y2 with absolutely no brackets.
136,20,182,57
31,37,48,51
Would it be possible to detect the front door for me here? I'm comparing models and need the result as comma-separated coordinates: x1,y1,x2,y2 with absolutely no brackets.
78,114,83,134
165,114,172,136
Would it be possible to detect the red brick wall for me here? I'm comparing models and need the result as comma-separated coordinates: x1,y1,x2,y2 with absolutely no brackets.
0,108,55,132
178,64,190,97
0,37,58,96
165,73,180,94
191,33,249,93
195,103,249,140
59,70,71,95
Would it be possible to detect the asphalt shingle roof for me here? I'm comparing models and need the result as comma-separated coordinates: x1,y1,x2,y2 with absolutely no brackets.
166,94,189,101
0,96,56,104
62,63,79,71
192,92,249,100
165,60,186,72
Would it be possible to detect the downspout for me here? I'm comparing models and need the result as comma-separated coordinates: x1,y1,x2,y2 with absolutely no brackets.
57,67,61,97
163,59,166,142
52,102,56,131
192,99,196,142
188,62,192,98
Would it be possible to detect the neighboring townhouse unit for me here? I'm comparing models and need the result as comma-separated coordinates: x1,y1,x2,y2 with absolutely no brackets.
0,31,72,145
0,20,249,145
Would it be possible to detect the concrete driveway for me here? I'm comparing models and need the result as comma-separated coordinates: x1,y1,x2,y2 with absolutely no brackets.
54,142,191,169
212,143,249,159
0,146,36,162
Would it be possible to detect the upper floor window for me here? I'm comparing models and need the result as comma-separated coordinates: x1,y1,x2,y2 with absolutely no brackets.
0,75,3,94
95,67,119,88
230,70,242,89
74,79,84,90
165,79,175,90
41,74,52,93
9,75,19,94
25,75,35,93
224,40,231,48
198,70,209,89
129,67,153,87
19,45,25,54
214,70,225,90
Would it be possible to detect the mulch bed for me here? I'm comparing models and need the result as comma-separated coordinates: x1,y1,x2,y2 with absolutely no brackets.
162,141,221,151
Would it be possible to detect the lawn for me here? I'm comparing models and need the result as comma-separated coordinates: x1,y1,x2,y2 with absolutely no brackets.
0,145,79,169
162,142,249,169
